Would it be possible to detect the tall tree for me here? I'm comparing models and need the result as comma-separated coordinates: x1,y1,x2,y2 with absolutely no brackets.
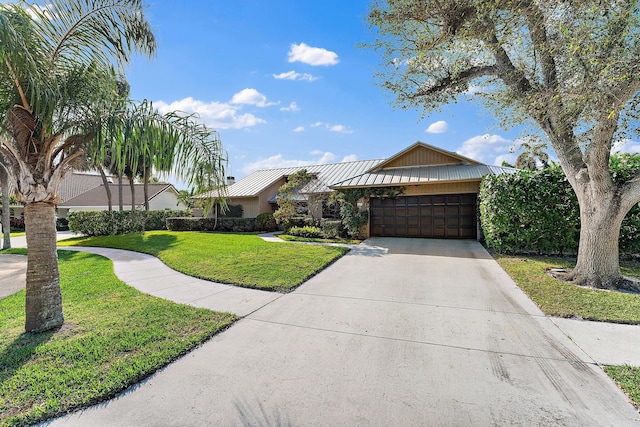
368,0,640,290
0,0,156,332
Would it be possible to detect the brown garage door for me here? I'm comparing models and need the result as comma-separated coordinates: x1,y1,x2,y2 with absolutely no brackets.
370,194,477,239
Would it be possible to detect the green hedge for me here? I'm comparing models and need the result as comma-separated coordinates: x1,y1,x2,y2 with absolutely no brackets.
480,163,640,255
166,217,257,232
67,210,191,236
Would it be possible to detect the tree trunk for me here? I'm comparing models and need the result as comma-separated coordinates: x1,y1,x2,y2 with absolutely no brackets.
144,164,151,210
98,167,112,211
128,173,136,211
1,166,10,249
118,175,123,211
568,188,628,289
24,202,63,332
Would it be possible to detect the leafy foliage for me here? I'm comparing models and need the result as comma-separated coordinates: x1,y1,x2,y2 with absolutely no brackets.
273,169,315,226
320,219,343,239
255,212,277,231
165,216,257,232
67,210,189,236
288,225,323,238
481,157,640,255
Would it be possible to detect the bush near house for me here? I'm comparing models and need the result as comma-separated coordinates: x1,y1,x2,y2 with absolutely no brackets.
480,159,640,255
166,217,257,232
256,212,277,232
68,210,190,236
320,219,343,239
288,226,323,238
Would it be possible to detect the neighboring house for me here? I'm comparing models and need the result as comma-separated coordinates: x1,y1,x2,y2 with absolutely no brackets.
8,171,185,219
200,142,516,239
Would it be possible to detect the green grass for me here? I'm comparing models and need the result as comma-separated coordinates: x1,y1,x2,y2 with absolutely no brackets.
0,249,236,427
495,255,640,324
59,231,349,292
278,234,362,245
604,365,640,408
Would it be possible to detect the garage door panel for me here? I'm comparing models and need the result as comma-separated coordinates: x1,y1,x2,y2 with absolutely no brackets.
370,194,477,239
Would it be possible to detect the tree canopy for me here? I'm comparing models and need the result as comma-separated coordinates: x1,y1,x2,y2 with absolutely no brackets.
367,0,640,289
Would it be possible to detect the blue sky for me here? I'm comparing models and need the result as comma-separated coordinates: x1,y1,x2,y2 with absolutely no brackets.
124,1,530,184
6,0,638,188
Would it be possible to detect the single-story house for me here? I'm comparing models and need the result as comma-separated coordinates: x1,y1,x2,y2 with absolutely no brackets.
201,142,516,239
8,171,186,219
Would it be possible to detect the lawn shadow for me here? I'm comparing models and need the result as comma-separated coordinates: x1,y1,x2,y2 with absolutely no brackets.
0,328,56,382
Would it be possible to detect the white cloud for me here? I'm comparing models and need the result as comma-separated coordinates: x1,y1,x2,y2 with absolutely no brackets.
281,102,300,112
273,70,319,82
241,151,338,174
342,154,358,162
456,134,515,166
288,43,339,66
293,126,305,132
230,88,277,107
425,120,449,134
613,139,640,153
155,97,265,130
329,124,354,134
307,121,353,134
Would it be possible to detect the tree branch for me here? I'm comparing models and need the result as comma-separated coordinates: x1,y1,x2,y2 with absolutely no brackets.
407,65,498,98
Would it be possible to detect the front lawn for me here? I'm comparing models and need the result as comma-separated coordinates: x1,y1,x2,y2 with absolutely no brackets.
495,255,640,324
0,249,236,426
59,231,349,292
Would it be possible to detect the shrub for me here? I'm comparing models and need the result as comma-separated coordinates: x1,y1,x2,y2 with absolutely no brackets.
288,225,322,238
256,212,277,231
56,217,69,231
280,215,315,232
480,161,640,255
320,219,343,238
10,217,25,231
68,210,190,236
166,217,257,232
340,203,369,238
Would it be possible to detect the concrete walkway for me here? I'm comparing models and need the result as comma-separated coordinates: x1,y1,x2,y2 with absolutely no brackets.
43,238,640,426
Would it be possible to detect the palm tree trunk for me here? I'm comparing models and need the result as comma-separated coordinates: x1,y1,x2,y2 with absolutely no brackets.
127,172,136,211
118,174,124,211
144,164,151,210
24,202,63,332
0,166,11,249
98,167,113,211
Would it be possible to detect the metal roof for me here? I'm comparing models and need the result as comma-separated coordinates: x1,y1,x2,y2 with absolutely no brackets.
197,159,385,199
330,164,518,188
61,183,176,207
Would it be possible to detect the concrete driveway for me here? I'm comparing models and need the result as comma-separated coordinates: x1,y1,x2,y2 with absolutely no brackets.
46,238,639,426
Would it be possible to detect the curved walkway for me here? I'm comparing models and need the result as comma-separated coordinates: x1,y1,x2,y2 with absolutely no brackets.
46,238,640,426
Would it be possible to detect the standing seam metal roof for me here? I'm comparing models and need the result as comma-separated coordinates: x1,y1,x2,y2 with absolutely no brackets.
329,164,518,188
198,159,386,198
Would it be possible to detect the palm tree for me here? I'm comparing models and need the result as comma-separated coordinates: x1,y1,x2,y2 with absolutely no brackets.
0,156,11,249
0,0,156,332
91,99,227,213
515,140,550,171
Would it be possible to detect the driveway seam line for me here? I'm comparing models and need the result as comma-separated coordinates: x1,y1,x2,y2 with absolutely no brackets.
246,317,598,366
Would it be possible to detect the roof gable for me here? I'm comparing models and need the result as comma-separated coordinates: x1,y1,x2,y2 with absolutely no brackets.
369,142,482,172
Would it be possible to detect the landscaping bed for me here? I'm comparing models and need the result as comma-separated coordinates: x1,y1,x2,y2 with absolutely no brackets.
58,231,349,292
0,249,236,426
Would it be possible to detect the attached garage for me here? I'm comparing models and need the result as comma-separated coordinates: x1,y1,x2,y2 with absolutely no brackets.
370,194,477,239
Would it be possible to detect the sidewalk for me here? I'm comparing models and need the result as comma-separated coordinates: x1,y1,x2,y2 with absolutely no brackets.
1,235,639,366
